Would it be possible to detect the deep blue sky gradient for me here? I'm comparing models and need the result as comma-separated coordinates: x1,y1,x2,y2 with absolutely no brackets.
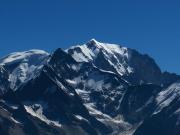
0,0,180,73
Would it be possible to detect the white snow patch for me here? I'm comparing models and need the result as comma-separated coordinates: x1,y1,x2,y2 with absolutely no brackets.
24,101,62,128
66,79,77,87
74,115,88,122
10,116,21,124
4,101,19,110
155,82,180,114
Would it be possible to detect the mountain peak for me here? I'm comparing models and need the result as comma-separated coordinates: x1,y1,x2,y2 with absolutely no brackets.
67,40,132,74
0,49,49,65
85,38,103,49
87,38,99,45
50,48,76,64
67,40,174,85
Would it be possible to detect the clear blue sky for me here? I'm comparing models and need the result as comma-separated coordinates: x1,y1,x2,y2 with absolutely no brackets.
0,0,179,74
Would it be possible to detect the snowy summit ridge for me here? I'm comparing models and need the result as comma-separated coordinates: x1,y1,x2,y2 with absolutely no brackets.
0,49,49,89
67,39,174,85
67,39,132,76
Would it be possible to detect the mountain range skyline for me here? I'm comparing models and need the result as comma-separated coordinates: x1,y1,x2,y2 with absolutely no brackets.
1,1,180,74
0,39,179,75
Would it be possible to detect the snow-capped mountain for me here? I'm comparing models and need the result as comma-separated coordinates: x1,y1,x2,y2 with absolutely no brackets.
0,49,49,89
0,39,179,135
67,39,179,86
67,39,133,76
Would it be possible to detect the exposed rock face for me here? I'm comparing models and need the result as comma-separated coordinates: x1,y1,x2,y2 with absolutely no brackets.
0,66,10,96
